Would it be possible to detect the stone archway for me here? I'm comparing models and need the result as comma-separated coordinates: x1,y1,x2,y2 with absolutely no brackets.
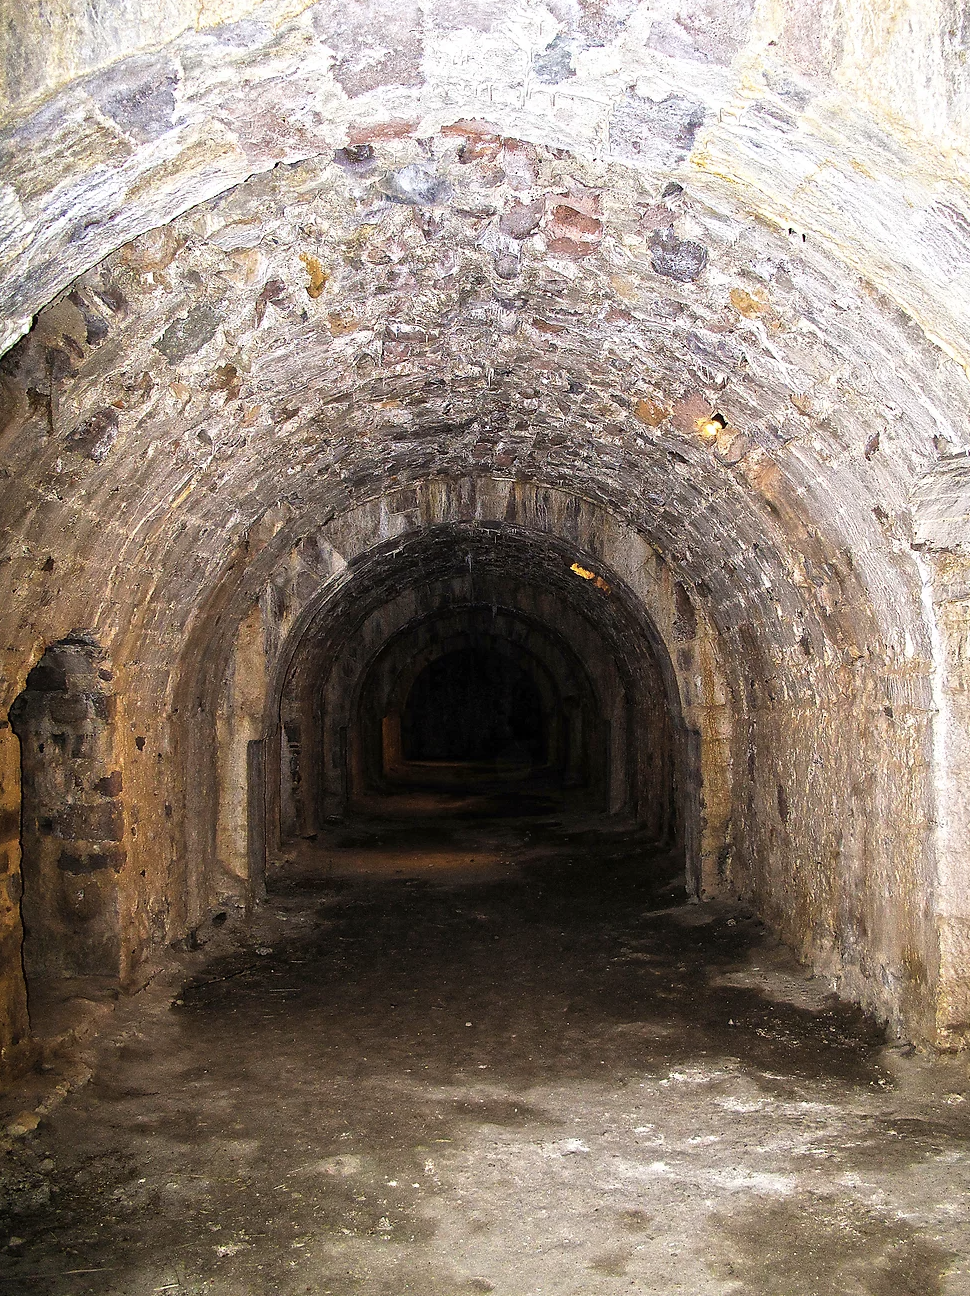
348,614,610,815
206,480,715,901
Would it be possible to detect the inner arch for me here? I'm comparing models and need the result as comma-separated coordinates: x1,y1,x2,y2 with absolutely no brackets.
270,509,689,851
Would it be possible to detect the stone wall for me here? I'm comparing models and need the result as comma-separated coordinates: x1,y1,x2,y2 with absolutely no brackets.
0,725,28,1067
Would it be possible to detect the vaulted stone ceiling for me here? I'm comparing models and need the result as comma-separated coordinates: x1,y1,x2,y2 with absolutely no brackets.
2,127,964,673
1,1,967,671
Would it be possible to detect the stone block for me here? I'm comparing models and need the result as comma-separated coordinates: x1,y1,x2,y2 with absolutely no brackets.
0,871,24,917
0,805,21,841
57,845,126,874
91,692,114,722
0,928,29,1058
95,770,123,797
47,693,90,724
154,305,222,363
89,53,179,144
54,800,124,842
24,662,67,693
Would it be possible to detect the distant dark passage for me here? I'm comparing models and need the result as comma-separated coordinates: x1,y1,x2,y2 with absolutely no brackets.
402,645,547,765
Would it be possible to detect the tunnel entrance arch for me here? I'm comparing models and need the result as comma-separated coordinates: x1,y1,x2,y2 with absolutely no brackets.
177,475,728,930
279,533,674,837
269,536,700,885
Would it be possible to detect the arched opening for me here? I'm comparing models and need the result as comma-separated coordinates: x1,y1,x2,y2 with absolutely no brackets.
362,619,592,817
170,478,725,954
341,597,617,802
260,505,691,864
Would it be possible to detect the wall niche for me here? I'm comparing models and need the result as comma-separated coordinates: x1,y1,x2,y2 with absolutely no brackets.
10,633,124,982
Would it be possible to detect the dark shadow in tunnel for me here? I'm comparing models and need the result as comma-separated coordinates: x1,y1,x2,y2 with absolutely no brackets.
401,644,547,767
384,636,565,814
350,608,610,820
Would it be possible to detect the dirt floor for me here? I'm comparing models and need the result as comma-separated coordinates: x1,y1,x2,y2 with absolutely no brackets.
2,787,970,1295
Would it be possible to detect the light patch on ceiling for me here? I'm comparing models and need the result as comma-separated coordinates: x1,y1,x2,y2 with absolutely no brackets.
570,562,610,592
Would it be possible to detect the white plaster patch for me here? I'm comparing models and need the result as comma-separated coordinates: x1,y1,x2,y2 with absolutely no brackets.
712,1169,799,1196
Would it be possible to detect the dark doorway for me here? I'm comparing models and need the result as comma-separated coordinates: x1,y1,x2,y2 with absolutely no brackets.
402,646,547,767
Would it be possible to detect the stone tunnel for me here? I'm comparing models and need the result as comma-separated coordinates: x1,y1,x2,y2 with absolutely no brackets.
1,1,970,1290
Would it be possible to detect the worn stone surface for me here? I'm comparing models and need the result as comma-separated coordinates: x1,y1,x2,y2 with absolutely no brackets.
0,0,968,370
1,819,969,1294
